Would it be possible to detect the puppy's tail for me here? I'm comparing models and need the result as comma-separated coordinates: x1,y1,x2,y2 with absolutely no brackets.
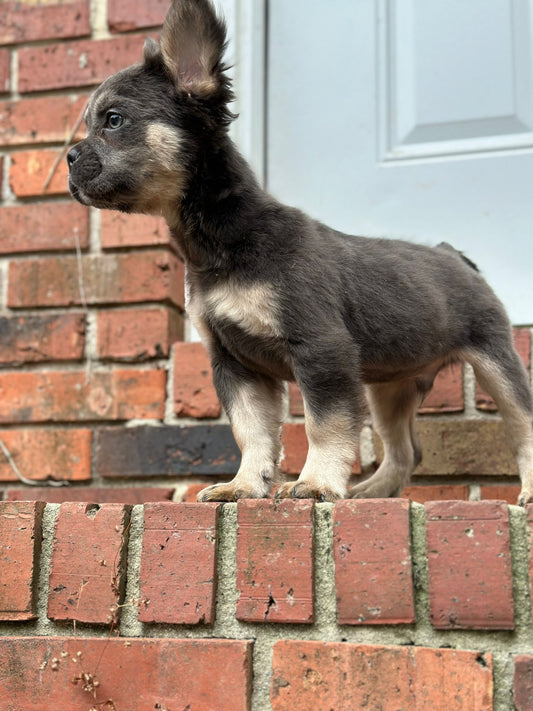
436,241,479,272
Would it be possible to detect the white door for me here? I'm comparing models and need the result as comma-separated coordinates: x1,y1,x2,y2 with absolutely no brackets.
266,0,533,325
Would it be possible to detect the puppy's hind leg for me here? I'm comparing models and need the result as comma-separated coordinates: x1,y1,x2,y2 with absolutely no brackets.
350,379,422,499
198,350,283,502
464,344,533,505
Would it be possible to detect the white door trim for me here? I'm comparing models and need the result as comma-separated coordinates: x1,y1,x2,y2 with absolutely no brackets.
218,0,267,183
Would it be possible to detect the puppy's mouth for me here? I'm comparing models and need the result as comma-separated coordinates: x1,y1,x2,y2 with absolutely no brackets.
68,176,135,213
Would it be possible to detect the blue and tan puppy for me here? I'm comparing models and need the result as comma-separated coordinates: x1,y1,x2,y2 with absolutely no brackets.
67,0,533,505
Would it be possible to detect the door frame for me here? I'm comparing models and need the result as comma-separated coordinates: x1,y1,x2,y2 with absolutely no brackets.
218,0,267,183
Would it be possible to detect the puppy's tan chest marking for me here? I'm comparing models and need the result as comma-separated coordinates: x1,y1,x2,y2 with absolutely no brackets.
204,282,281,339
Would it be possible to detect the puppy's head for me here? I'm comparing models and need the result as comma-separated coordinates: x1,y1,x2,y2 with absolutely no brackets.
67,0,233,216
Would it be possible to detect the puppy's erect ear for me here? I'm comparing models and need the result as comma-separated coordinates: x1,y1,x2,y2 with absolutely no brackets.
158,0,227,96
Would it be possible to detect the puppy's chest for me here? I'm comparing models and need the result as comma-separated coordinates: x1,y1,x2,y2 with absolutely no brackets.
193,281,282,341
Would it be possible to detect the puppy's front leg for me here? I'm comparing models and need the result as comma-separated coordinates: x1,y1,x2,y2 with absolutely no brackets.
198,352,283,502
276,337,366,501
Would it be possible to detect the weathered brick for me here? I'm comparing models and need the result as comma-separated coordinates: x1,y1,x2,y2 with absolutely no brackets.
108,0,167,32
8,250,184,309
0,637,252,710
100,210,171,248
333,499,415,625
139,502,220,624
477,328,531,410
0,428,91,483
9,149,69,197
0,501,44,621
18,35,145,93
0,202,89,253
281,423,360,475
0,313,85,365
375,419,517,476
5,487,174,504
425,500,514,629
401,484,470,503
174,341,221,418
0,0,90,45
0,369,166,423
0,49,10,94
419,363,464,413
48,502,131,624
271,641,493,711
514,655,533,711
480,484,521,504
97,307,183,361
236,499,314,623
95,424,240,478
0,95,87,147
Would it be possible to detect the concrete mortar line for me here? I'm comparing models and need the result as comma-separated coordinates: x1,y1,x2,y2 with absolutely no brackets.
35,503,60,635
508,505,532,634
119,504,144,638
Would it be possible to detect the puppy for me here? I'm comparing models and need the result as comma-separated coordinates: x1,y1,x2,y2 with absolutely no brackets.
67,0,533,505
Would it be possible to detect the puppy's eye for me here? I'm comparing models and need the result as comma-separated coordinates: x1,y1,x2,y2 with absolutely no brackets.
105,112,124,130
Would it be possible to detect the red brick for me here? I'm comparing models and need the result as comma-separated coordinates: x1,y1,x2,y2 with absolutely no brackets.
288,383,304,416
419,363,464,413
18,35,145,93
174,341,221,418
0,1,90,45
377,419,517,476
425,500,514,629
477,328,531,411
5,487,174,504
281,423,360,475
0,501,44,621
0,428,91,483
0,49,10,94
480,484,521,504
514,655,533,711
333,499,415,625
8,250,184,309
108,0,167,32
0,636,252,710
97,307,183,361
0,202,89,253
0,95,87,147
0,369,166,423
401,484,469,503
0,313,85,365
182,483,209,502
100,210,171,248
271,640,493,711
236,499,314,623
48,502,131,624
9,149,69,197
139,502,220,624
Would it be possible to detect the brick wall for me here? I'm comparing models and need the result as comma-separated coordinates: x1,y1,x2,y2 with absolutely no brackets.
1,2,533,708
1,498,533,709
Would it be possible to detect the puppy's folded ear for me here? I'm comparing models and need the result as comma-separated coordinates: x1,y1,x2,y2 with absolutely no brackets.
158,0,227,96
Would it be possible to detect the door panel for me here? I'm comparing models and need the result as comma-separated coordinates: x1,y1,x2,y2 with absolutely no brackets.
267,0,533,324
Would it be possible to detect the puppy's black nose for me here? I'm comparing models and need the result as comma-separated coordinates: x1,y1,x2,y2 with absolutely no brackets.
67,146,80,168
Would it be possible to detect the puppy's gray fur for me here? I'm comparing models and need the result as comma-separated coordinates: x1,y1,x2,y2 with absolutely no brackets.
67,0,533,504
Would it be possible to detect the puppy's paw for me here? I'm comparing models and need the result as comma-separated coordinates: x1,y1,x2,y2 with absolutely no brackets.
349,478,399,499
518,488,533,507
275,481,342,502
197,482,268,502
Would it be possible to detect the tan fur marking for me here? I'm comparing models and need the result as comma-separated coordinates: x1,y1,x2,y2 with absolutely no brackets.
205,282,281,339
146,123,182,172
